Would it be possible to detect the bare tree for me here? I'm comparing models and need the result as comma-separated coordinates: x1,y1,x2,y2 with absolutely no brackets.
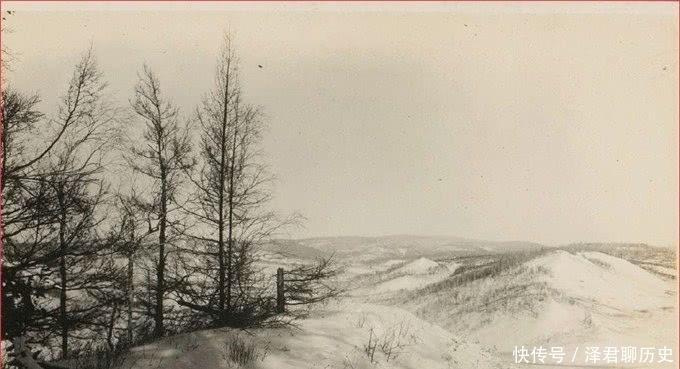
175,35,298,327
127,65,193,337
181,34,251,316
46,50,119,357
2,47,121,359
1,81,51,344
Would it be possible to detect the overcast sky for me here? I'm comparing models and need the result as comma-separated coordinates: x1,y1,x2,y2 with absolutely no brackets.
2,2,678,246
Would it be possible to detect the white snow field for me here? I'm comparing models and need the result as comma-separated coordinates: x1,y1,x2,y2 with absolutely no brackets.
109,238,675,369
115,302,506,369
397,250,677,369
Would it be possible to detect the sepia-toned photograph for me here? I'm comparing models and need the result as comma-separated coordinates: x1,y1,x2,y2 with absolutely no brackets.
0,2,678,369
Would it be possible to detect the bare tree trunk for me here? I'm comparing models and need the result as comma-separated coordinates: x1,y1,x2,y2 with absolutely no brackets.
226,98,239,313
155,185,166,337
107,302,118,352
127,253,134,344
155,239,165,336
226,173,234,312
59,253,68,358
218,222,226,311
217,62,230,313
1,110,7,193
58,193,69,359
276,268,285,313
146,270,152,318
154,108,169,338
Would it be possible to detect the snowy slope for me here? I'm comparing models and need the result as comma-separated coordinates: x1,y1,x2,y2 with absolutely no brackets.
97,247,674,369
400,250,677,368
349,258,459,296
114,302,508,369
392,258,440,275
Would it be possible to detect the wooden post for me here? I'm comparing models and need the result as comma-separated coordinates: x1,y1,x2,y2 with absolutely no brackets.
276,267,285,313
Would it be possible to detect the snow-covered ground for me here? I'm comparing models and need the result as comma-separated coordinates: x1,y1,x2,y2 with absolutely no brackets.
351,257,459,295
114,302,506,369
104,241,675,369
397,250,677,368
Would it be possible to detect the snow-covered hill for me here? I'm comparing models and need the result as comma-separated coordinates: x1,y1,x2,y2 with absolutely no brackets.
397,250,677,368
84,242,675,369
113,302,507,369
